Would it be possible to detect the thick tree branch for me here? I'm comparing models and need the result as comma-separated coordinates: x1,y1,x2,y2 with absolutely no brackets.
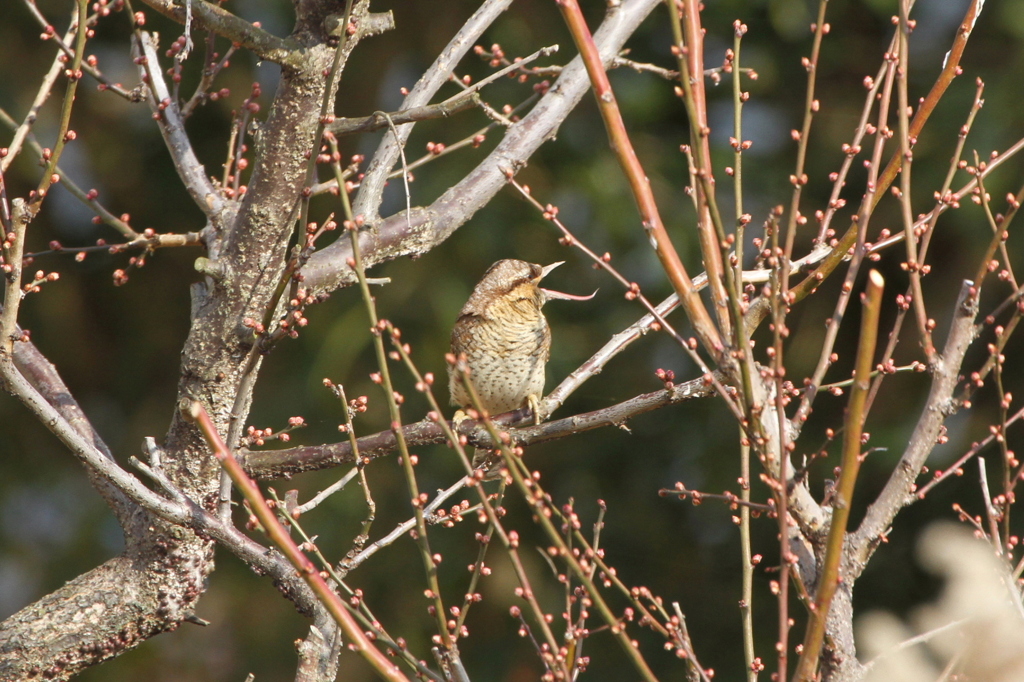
0,338,183,522
301,0,662,294
6,315,136,525
138,0,299,66
295,622,341,682
0,1,389,677
850,279,979,574
346,0,514,228
0,553,194,680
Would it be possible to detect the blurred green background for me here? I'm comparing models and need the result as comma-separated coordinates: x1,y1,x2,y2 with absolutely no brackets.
3,0,1024,679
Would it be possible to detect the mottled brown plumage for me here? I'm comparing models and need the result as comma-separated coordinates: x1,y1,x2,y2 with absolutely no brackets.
449,259,588,476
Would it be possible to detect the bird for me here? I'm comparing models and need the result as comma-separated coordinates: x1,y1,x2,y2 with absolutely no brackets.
448,259,593,477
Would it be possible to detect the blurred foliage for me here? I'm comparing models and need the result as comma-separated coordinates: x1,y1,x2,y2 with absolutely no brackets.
2,0,1024,679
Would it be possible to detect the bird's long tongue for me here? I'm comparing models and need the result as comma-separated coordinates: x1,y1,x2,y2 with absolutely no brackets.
541,287,597,301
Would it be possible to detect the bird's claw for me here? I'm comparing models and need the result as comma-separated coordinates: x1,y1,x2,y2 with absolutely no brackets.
527,394,543,425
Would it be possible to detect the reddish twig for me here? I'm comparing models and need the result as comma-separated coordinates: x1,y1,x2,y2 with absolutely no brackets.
187,402,408,682
556,0,723,359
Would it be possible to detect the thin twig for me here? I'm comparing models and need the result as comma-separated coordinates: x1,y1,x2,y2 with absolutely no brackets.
343,200,454,649
341,478,470,572
134,31,227,224
451,360,620,680
187,402,408,682
0,11,70,173
789,0,986,308
329,44,557,136
297,467,361,515
557,0,722,358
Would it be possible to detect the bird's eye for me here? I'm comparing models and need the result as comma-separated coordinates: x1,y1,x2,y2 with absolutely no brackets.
529,264,542,279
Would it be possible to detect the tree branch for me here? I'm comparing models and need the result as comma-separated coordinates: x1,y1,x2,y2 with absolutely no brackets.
851,279,979,573
138,0,299,66
242,377,715,479
301,0,662,294
344,0,514,228
328,94,481,136
326,43,558,136
134,31,231,227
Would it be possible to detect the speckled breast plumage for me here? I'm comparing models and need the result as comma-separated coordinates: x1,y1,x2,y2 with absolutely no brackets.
448,259,552,416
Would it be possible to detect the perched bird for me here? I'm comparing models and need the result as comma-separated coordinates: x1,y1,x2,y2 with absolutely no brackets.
448,259,593,476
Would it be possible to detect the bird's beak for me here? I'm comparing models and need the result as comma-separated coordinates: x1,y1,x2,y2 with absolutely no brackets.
537,262,597,301
540,261,565,279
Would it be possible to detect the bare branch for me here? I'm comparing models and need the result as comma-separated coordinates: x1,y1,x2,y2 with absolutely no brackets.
138,0,298,66
329,94,482,136
133,31,229,226
242,377,714,479
851,279,979,573
301,0,662,294
346,0,514,227
327,44,558,136
188,402,409,681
